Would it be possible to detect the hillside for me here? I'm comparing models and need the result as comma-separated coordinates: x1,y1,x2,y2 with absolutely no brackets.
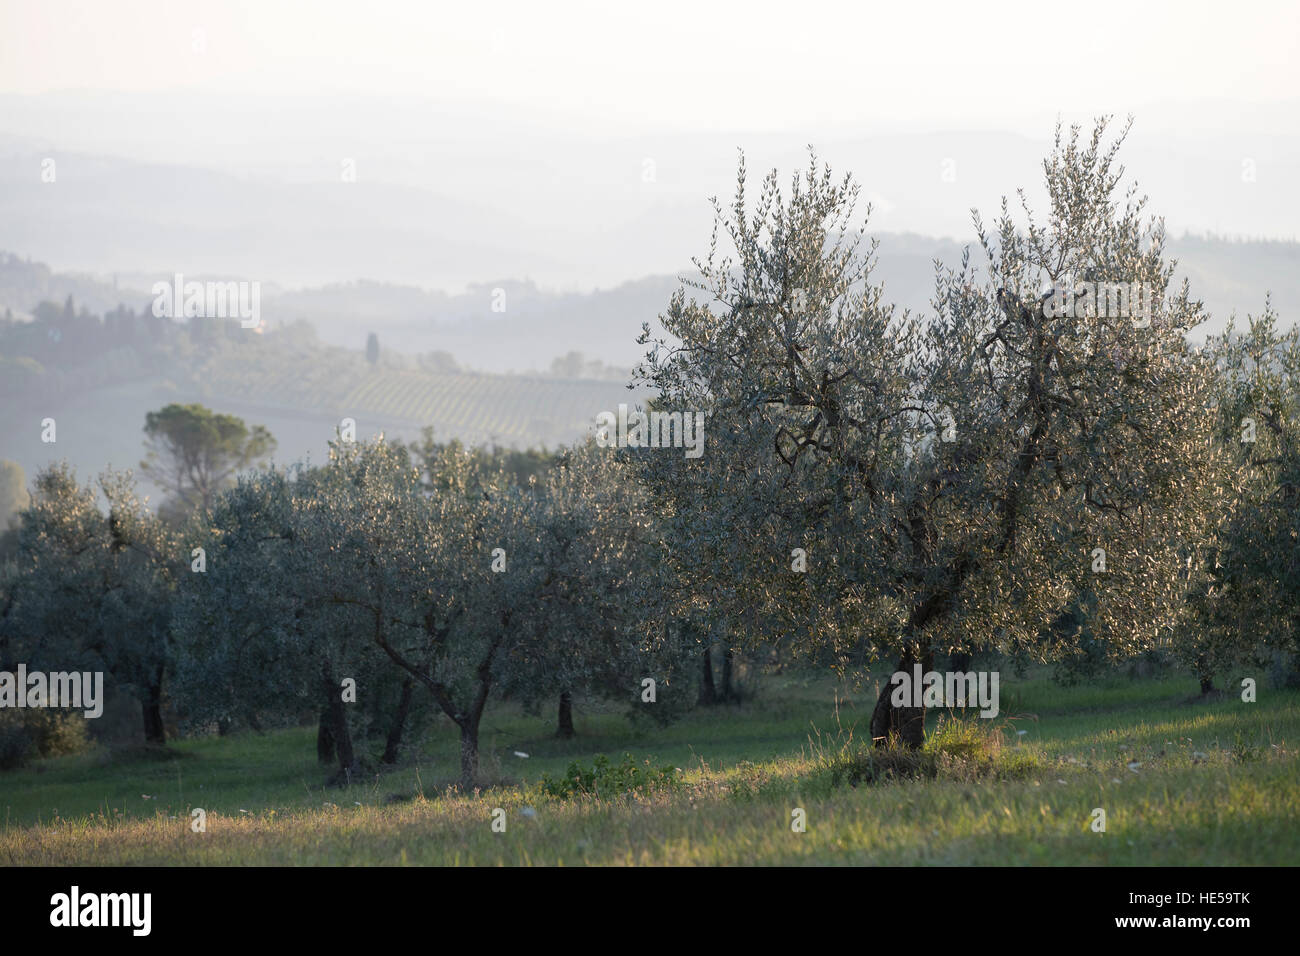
3,232,1295,377
2,230,1296,504
0,302,640,504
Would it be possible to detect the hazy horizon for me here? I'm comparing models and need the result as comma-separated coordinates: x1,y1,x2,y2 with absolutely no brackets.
2,1,1298,294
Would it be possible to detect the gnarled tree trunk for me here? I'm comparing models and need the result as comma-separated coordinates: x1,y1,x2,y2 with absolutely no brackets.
869,646,932,749
698,646,717,705
556,690,575,738
381,677,415,764
721,646,736,703
141,666,166,744
322,662,359,785
458,717,480,791
1195,655,1216,695
316,708,336,764
141,697,166,745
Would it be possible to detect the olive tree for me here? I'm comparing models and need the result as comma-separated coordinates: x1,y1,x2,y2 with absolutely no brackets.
173,454,431,782
1186,304,1300,688
264,437,542,790
635,119,1228,746
171,469,325,747
492,440,695,736
0,464,177,743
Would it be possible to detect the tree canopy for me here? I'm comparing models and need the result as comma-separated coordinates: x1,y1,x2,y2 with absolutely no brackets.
140,403,277,515
635,119,1230,744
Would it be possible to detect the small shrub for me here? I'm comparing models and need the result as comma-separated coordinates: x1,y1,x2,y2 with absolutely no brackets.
540,753,682,800
1231,730,1263,764
814,716,1038,787
927,715,1001,761
35,710,92,757
0,709,92,770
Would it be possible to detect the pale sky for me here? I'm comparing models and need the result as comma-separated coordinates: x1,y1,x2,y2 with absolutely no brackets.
0,0,1297,293
2,0,1298,132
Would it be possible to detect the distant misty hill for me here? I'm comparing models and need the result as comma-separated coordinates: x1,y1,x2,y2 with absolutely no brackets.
0,298,645,508
1,235,1294,376
3,92,1298,292
1,228,1296,507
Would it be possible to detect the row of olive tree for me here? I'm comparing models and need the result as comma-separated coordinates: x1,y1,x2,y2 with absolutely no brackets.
168,434,691,788
0,432,701,783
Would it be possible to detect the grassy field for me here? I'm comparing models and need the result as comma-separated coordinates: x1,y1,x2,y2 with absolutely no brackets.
1,669,1296,865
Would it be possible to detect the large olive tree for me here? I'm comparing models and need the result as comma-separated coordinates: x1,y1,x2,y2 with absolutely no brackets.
636,120,1228,746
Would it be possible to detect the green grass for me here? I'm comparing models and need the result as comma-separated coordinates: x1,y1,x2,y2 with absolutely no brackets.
1,670,1297,865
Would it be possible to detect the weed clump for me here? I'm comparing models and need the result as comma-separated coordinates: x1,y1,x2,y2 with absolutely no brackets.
817,717,1041,787
540,753,683,800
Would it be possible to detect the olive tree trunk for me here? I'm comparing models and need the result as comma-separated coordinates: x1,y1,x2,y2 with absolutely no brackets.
556,690,575,738
698,646,717,705
381,677,415,764
458,717,481,791
869,646,931,749
322,663,359,785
